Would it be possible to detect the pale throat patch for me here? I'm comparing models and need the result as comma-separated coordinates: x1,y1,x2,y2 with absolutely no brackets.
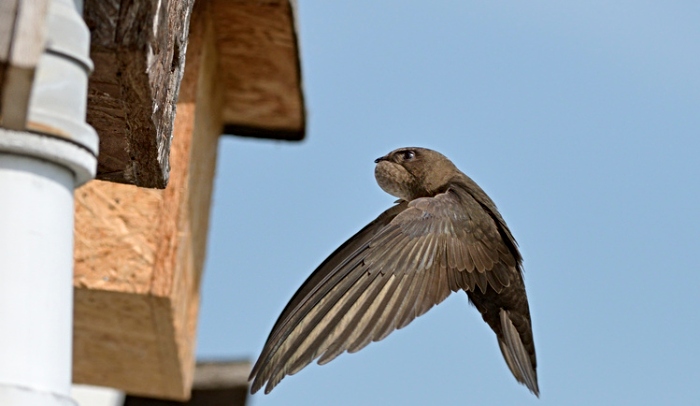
374,161,415,201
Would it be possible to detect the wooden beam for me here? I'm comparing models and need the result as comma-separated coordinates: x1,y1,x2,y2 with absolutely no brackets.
83,0,195,188
73,3,222,399
212,0,305,140
72,0,306,398
123,361,251,406
83,0,305,188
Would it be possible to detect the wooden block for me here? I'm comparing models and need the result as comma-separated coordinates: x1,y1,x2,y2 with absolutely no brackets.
123,361,251,406
83,0,195,188
212,0,306,140
73,3,222,399
83,0,304,188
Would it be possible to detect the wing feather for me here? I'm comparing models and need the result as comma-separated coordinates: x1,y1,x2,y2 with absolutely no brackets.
317,273,395,364
345,274,402,353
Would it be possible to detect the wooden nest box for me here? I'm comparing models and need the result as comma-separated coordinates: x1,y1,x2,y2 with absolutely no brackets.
72,0,305,400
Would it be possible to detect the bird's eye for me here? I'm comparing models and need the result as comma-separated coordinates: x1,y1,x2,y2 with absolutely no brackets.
401,150,415,160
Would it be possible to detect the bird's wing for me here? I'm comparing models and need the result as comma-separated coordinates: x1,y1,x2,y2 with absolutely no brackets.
249,186,518,394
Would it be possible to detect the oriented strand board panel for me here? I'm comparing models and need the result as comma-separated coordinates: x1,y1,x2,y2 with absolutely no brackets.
212,0,305,140
73,4,222,399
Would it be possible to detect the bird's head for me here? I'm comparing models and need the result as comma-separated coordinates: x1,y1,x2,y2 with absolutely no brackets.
374,147,458,201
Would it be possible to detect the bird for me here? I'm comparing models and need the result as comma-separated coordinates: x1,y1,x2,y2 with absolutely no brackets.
249,147,539,396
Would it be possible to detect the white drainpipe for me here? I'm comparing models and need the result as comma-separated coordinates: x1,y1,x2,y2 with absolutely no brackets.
0,0,97,405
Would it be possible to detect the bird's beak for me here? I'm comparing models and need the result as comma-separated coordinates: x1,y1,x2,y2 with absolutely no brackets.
374,155,389,164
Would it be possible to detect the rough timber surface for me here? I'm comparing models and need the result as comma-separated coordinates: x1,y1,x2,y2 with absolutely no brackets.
83,0,194,188
83,0,304,189
73,3,222,399
212,0,305,140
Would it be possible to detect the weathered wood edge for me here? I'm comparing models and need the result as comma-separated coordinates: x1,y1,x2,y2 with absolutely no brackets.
83,0,194,188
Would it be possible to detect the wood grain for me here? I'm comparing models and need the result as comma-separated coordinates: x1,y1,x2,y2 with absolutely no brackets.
213,0,305,140
83,0,304,188
83,0,194,188
73,2,222,399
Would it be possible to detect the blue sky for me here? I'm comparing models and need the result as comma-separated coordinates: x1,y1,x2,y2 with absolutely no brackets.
196,1,700,405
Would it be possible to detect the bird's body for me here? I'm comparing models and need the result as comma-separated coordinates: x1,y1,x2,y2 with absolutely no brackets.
249,147,539,396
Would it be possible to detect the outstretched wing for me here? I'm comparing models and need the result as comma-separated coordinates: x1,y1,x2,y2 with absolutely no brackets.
249,184,519,394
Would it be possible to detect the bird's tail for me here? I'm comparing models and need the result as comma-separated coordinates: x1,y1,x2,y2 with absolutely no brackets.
498,309,539,396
